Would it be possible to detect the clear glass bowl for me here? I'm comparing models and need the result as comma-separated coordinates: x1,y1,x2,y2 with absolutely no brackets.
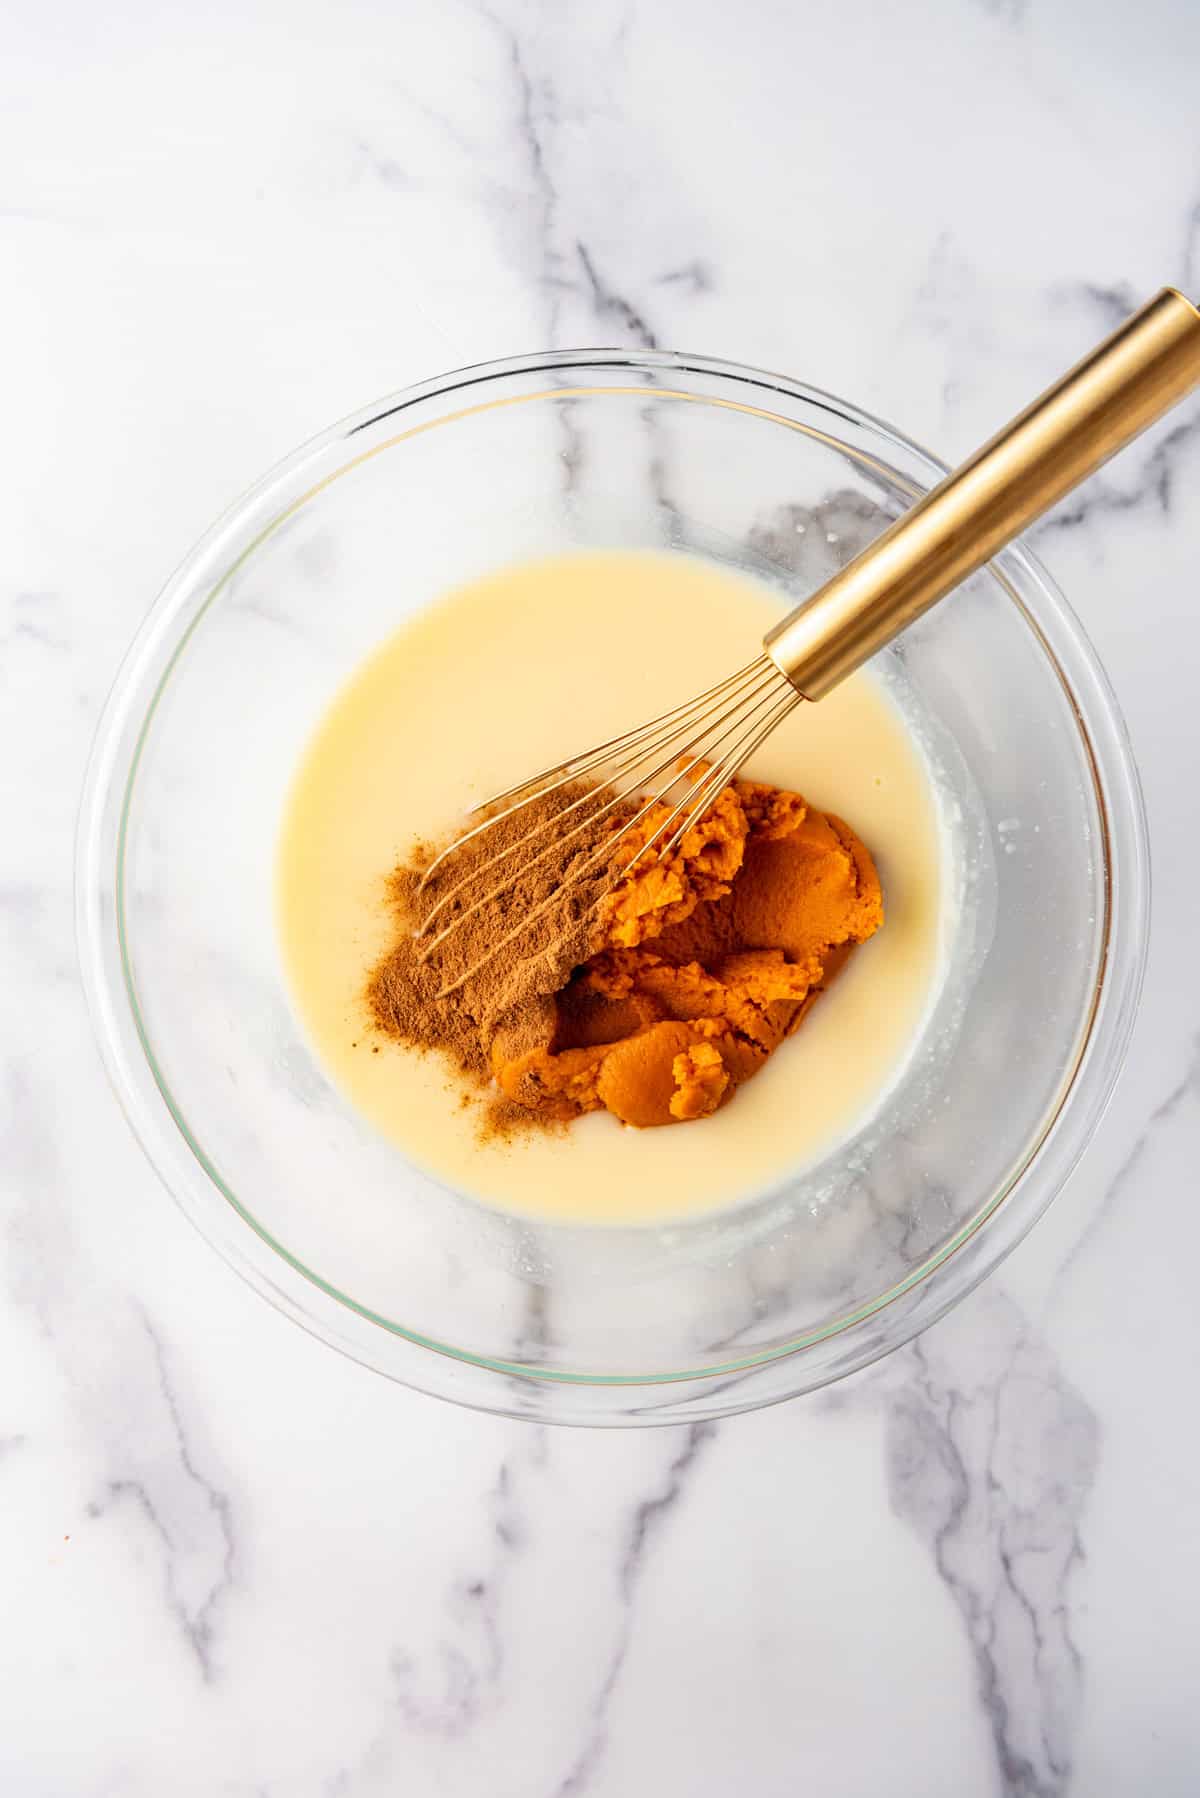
77,351,1148,1424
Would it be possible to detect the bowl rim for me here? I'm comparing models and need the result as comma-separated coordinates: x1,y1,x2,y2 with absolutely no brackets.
76,347,1150,1422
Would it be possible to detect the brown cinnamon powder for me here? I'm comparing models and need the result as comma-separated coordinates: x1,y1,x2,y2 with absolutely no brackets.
366,785,634,1123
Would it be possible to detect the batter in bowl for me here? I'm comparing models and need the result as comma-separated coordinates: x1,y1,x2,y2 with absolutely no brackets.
277,550,945,1223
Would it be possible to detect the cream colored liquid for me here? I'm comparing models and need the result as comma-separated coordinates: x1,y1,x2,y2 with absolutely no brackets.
277,551,944,1224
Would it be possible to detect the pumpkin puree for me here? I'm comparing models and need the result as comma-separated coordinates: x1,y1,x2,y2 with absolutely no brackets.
488,777,883,1127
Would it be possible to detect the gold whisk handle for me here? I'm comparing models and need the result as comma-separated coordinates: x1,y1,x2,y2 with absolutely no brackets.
765,285,1200,700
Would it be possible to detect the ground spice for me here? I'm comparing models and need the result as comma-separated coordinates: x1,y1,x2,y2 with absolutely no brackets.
366,785,635,1123
366,773,884,1132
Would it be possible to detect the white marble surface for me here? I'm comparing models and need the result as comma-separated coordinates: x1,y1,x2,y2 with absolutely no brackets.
4,1,1200,1791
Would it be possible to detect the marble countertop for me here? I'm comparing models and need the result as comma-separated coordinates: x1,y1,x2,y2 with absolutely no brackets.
5,2,1200,1792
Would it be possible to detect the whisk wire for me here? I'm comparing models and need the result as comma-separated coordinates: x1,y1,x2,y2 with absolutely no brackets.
470,656,768,817
424,656,801,997
660,689,800,862
417,665,759,895
625,674,797,869
418,660,783,947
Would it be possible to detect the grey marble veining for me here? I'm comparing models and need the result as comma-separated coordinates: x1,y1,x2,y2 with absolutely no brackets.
886,1298,1098,1798
3,0,1200,1793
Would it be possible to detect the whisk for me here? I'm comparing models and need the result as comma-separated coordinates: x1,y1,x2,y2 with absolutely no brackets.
421,288,1200,993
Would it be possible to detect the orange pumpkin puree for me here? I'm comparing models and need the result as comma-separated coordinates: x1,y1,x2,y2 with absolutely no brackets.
485,777,883,1128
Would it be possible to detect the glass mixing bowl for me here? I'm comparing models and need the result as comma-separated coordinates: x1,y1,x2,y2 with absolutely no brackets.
77,351,1148,1424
